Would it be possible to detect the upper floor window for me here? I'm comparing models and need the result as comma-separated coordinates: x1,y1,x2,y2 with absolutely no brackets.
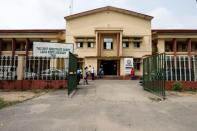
123,36,142,49
88,42,94,48
104,38,113,50
75,37,95,49
123,42,129,48
133,42,140,48
77,42,83,48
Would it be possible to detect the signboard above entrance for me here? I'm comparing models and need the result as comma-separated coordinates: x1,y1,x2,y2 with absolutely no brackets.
33,42,73,58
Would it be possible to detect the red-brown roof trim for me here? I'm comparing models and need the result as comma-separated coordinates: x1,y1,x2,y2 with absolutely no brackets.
65,6,153,20
0,29,65,33
152,29,197,34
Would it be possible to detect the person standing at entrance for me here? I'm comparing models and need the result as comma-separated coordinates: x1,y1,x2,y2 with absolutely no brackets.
84,66,89,85
91,67,95,80
130,67,135,80
98,67,104,79
77,68,81,85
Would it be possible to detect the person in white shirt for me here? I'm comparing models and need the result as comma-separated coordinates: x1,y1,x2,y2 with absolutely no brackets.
91,67,95,80
84,66,89,85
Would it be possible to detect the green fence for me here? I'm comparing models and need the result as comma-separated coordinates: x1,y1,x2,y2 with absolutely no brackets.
68,52,78,95
143,53,166,99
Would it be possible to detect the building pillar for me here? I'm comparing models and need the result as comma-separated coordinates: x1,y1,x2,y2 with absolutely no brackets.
0,39,2,56
117,33,120,57
172,38,177,56
119,32,123,56
97,33,101,57
117,60,120,76
12,38,16,57
187,38,192,56
17,55,25,80
25,38,30,57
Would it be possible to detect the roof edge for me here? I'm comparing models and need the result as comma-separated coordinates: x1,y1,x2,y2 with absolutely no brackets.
65,6,153,20
152,29,197,33
0,29,65,33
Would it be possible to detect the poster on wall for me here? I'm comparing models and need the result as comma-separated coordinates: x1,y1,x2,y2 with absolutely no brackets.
33,42,73,58
124,58,134,75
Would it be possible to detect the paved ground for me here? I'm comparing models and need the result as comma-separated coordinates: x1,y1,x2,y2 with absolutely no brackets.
0,80,197,131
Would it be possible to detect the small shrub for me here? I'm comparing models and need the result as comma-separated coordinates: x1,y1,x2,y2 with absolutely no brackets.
172,82,183,92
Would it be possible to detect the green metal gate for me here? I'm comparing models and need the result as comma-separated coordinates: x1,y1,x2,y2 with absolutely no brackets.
143,53,166,99
68,52,78,95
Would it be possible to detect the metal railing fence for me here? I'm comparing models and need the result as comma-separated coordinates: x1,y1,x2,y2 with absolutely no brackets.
166,55,197,81
24,56,69,80
0,56,69,80
0,56,18,80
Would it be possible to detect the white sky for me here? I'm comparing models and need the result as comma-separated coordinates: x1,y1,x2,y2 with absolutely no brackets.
0,0,197,29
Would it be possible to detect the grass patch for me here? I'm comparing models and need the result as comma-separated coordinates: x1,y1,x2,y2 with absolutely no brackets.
0,98,21,110
0,98,8,109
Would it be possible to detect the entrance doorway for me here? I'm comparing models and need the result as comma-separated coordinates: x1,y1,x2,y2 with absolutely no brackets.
100,60,117,75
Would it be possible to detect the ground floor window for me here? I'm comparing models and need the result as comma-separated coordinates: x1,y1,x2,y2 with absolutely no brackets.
134,58,141,70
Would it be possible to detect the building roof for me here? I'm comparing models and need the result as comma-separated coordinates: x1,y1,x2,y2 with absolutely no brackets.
0,29,65,33
65,6,153,20
152,29,197,34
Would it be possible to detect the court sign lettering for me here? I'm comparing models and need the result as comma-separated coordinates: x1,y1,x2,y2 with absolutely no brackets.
33,42,73,58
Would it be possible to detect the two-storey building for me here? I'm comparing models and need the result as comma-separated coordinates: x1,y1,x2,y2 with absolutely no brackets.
65,6,153,77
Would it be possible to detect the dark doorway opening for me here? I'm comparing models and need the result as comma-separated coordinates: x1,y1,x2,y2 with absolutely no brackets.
100,60,117,75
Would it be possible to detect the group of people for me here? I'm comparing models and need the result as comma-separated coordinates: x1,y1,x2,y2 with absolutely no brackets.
77,66,136,85
77,66,104,85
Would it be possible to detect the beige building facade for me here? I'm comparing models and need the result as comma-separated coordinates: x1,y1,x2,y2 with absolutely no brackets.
65,6,153,77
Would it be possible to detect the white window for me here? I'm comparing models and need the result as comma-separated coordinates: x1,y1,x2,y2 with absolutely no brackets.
77,42,83,48
133,42,140,48
123,42,129,48
104,38,113,50
88,42,94,48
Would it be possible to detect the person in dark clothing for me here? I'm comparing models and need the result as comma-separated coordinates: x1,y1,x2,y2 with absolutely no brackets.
98,67,104,79
91,67,95,80
77,68,81,85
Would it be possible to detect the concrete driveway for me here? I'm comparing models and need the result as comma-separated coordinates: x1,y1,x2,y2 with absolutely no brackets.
0,80,197,131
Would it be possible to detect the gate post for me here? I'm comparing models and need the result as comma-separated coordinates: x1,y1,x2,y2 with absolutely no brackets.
17,55,25,80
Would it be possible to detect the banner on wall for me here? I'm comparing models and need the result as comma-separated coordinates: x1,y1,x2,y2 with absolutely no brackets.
33,42,73,58
124,58,134,75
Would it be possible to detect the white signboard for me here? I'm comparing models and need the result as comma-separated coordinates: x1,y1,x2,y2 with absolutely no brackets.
33,42,73,58
124,58,134,75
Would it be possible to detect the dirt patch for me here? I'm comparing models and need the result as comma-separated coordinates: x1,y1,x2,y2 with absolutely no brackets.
0,90,47,109
168,91,197,97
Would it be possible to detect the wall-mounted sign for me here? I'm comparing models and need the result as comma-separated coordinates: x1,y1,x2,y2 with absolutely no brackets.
33,42,73,58
124,58,134,75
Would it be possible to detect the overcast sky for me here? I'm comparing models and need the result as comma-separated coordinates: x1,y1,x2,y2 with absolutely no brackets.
0,0,197,29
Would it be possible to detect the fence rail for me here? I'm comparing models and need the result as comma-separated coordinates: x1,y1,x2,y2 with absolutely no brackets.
166,55,197,81
0,56,18,80
0,56,69,80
